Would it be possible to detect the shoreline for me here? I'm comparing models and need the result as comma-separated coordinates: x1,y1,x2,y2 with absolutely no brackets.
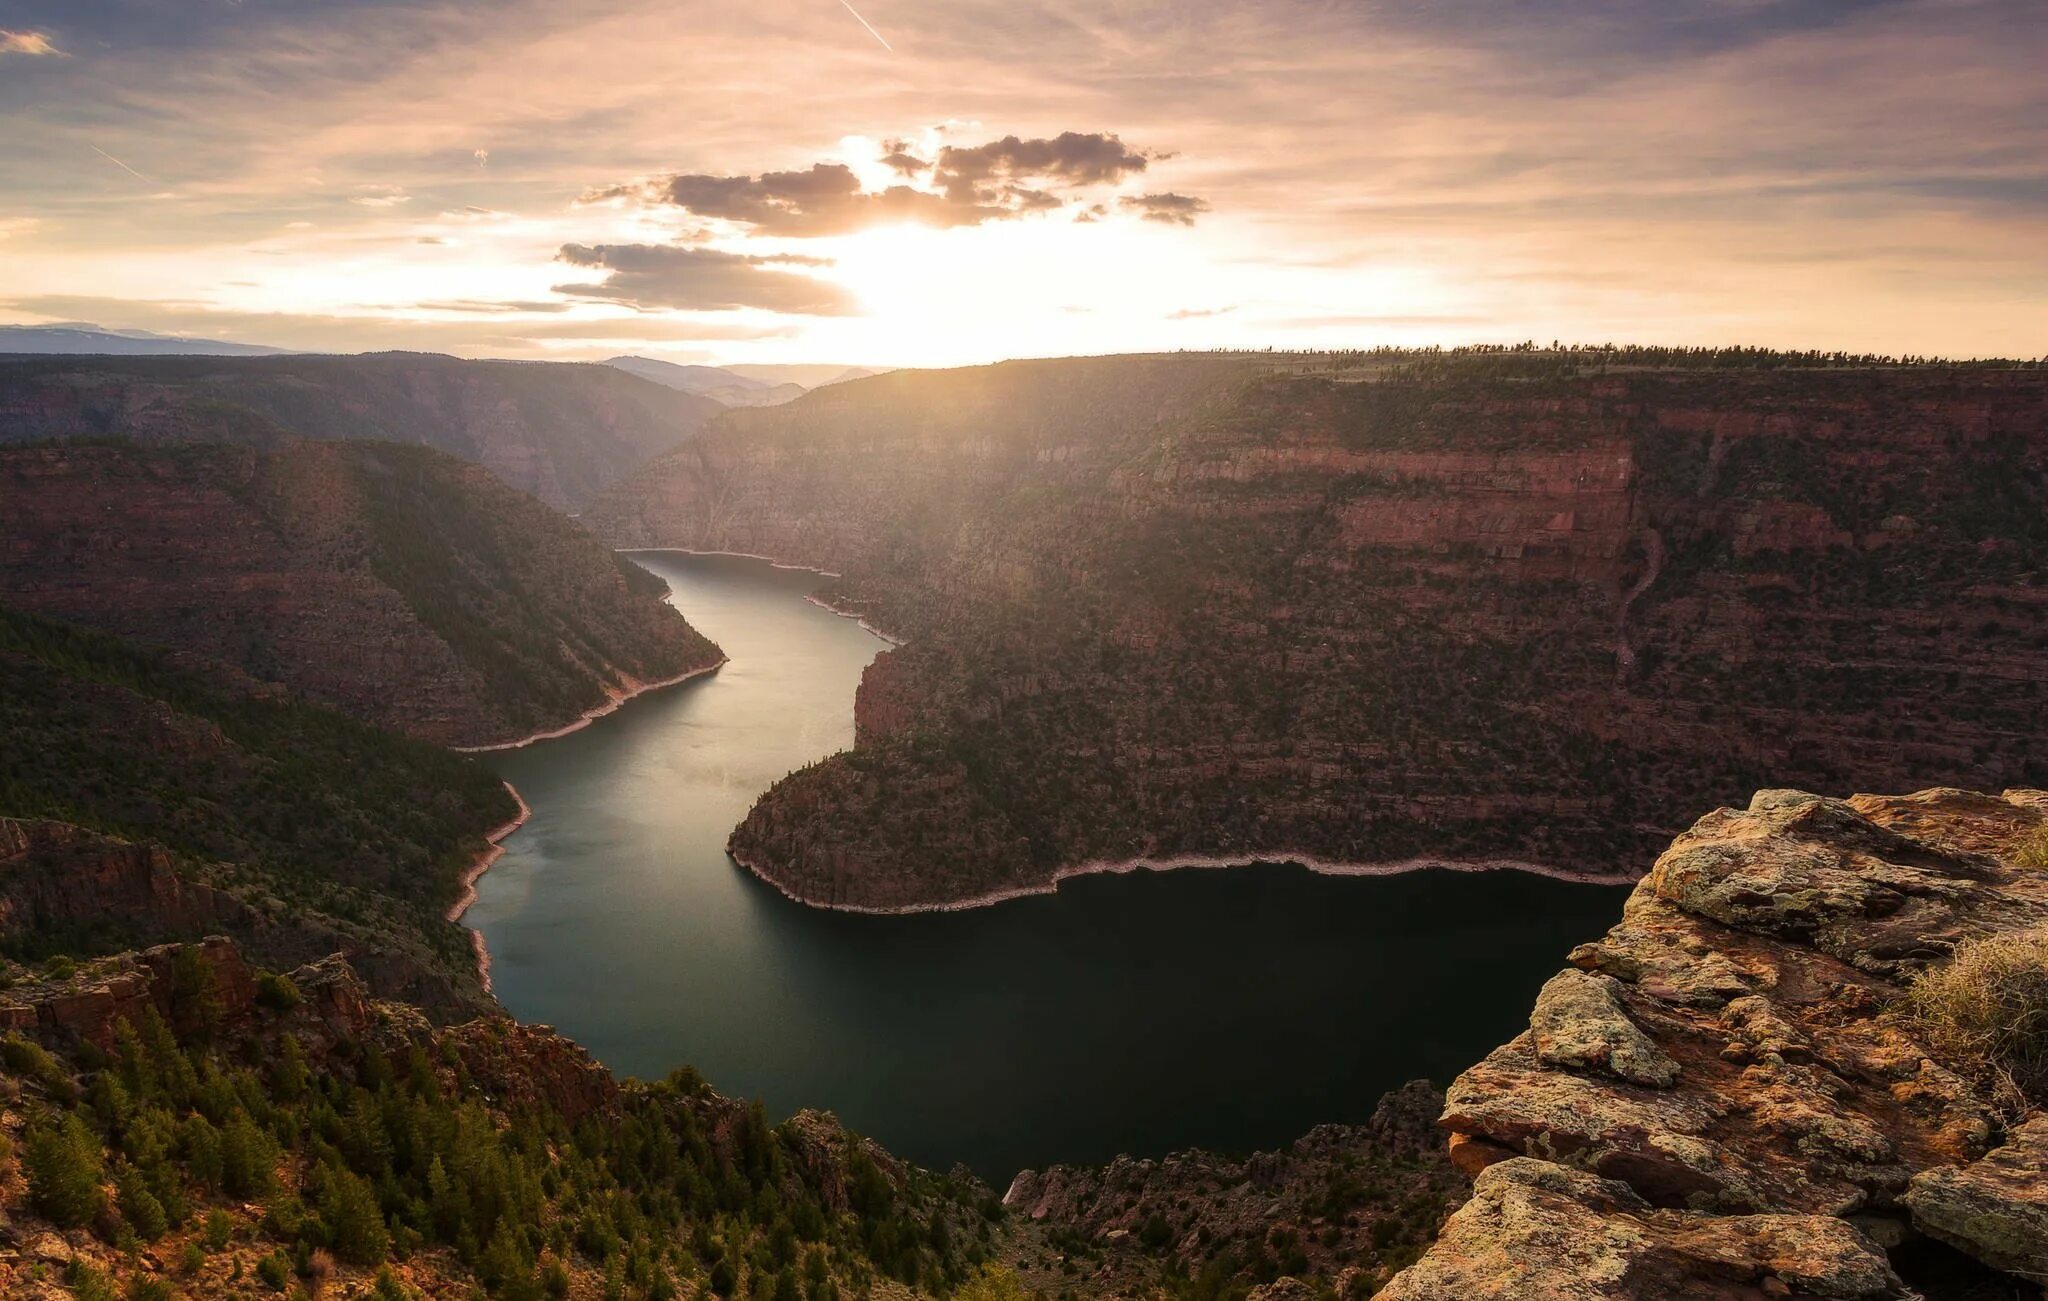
454,656,727,754
728,845,1639,916
618,546,843,579
619,546,908,647
447,782,533,994
803,592,906,647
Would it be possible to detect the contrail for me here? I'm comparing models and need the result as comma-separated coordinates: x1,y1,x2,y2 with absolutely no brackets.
838,0,893,50
89,144,153,183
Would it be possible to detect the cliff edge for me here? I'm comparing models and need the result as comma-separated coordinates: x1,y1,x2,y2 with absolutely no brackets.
1379,786,2048,1299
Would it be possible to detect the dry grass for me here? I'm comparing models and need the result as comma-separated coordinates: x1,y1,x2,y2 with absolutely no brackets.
2015,824,2048,871
1907,926,2048,1116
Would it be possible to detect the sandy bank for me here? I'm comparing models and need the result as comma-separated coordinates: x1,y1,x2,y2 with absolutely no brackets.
455,657,726,754
728,845,1639,916
446,783,532,993
618,547,908,647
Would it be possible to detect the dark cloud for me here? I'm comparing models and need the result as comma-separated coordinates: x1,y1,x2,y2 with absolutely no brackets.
929,131,1149,201
552,244,856,315
878,139,929,175
631,163,998,236
1121,192,1211,226
606,132,1174,236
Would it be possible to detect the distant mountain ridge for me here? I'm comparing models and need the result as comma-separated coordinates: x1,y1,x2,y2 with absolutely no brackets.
0,322,291,356
603,356,895,408
0,352,719,508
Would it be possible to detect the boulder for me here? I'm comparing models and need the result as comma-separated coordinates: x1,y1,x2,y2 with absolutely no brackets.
1902,1116,2048,1284
1377,1158,1903,1300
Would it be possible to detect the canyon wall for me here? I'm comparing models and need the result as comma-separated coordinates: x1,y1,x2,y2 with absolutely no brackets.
0,439,722,747
587,361,2048,909
0,352,720,509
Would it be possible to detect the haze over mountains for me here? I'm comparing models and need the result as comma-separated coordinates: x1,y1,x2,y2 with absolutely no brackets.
0,323,290,357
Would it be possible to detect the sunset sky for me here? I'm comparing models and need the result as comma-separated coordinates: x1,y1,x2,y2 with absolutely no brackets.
0,0,2042,366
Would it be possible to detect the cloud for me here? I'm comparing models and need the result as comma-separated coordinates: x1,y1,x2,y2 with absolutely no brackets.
1121,192,1211,226
553,244,856,315
602,132,1174,236
1168,305,1236,319
619,163,996,236
878,139,929,175
350,187,411,208
0,30,61,57
415,300,574,314
930,132,1149,199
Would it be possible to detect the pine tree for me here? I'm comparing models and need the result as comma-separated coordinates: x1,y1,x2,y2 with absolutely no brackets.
24,1114,106,1227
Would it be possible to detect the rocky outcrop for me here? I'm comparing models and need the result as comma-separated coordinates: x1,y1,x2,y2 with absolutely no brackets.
1383,787,2048,1298
0,935,374,1054
0,819,485,1018
590,360,2048,910
0,439,721,746
1003,1081,1468,1295
1378,1158,1904,1300
0,352,719,509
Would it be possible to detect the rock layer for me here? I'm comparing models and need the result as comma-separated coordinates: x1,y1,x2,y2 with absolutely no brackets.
1384,787,2048,1297
0,439,721,746
589,360,2048,910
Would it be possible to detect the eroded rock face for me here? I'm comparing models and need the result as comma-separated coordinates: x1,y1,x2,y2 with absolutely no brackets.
1386,787,2048,1297
1378,1158,1904,1300
0,440,721,746
1903,1117,2048,1284
590,363,2048,911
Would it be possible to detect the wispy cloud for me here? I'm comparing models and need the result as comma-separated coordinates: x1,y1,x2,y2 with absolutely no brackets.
0,29,62,57
554,244,857,315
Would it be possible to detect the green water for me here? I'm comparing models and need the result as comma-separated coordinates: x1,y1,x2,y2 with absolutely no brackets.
468,552,1631,1182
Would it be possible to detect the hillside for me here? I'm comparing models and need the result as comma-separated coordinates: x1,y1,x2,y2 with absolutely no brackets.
0,935,1000,1300
585,357,2048,911
0,440,724,748
0,604,517,1012
0,353,720,509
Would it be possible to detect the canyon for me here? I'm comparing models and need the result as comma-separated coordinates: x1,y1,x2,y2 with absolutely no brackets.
0,352,719,509
2,349,2044,1299
586,358,2048,912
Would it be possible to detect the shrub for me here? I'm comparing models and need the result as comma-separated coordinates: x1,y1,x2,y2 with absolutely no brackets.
955,1266,1030,1301
2,1033,75,1100
67,1261,118,1301
257,1250,294,1293
2015,825,2048,871
1908,926,2048,1112
256,971,304,1011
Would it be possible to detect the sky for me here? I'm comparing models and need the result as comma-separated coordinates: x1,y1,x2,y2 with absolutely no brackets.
0,0,2042,367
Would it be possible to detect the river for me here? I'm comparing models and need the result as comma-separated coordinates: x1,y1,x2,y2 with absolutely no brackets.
467,551,1631,1182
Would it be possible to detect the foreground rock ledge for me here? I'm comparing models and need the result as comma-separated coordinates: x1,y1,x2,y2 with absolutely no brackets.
1380,787,2048,1299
